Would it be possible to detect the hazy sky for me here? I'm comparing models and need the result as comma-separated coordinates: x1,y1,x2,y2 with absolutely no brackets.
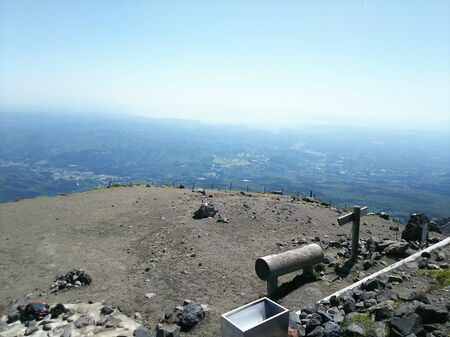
0,1,449,129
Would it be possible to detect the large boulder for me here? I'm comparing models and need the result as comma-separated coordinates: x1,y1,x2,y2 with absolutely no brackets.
384,241,409,256
415,303,448,324
193,203,218,219
177,301,205,331
401,213,429,242
389,313,425,337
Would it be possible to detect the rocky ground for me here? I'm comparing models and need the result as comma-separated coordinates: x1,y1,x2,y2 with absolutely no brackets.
0,185,448,336
291,245,450,337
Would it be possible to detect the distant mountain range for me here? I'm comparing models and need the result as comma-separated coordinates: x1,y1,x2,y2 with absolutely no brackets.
1,112,449,223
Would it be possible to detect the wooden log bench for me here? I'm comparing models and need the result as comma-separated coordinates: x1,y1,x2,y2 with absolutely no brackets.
255,243,324,295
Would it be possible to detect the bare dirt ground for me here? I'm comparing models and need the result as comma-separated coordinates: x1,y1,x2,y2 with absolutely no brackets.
0,186,445,336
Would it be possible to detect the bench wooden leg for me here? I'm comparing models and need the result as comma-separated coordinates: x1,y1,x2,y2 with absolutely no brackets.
267,277,278,295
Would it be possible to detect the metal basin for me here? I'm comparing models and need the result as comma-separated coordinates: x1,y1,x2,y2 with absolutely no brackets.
221,297,289,337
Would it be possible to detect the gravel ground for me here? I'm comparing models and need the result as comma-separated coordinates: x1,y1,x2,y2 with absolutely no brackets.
0,186,447,336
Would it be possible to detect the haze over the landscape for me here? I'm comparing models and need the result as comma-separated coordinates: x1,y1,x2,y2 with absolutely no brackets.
1,0,449,129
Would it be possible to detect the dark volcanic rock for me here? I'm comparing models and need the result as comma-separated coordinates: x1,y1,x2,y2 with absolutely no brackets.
307,326,324,337
344,322,365,336
177,301,205,331
415,303,448,324
50,303,69,318
323,321,340,337
101,306,114,315
389,313,425,337
305,313,322,333
394,301,420,317
343,297,356,314
301,304,317,315
401,213,429,242
134,325,154,337
363,278,386,292
193,203,218,219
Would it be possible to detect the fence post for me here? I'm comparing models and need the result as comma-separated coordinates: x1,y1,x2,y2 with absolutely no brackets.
351,206,361,261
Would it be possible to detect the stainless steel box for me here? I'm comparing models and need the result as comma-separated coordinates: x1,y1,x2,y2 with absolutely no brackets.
221,297,289,337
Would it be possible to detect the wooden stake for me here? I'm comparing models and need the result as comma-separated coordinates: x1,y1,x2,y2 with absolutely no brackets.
351,206,361,261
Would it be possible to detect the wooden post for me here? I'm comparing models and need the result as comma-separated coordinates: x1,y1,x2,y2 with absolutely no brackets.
310,190,313,198
229,182,232,191
192,182,195,190
264,186,266,193
421,221,428,243
351,206,361,261
267,277,278,296
247,185,249,192
338,206,368,262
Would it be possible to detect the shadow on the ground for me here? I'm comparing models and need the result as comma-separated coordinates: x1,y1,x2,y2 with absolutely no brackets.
270,273,319,301
334,259,356,279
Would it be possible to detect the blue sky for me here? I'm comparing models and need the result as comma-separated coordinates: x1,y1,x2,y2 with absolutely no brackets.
0,1,448,129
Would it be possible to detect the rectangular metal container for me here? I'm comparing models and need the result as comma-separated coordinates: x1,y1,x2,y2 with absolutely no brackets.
221,297,289,337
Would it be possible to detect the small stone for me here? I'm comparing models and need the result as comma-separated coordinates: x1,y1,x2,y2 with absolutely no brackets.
368,300,394,320
145,293,156,299
156,323,180,337
134,325,154,337
363,278,386,292
323,321,340,337
105,317,122,328
388,275,403,283
363,260,374,270
24,326,39,335
74,315,95,328
343,297,356,314
435,251,446,261
344,322,365,336
305,313,322,333
301,304,317,315
364,299,378,308
101,306,114,315
418,257,428,269
307,326,324,337
96,316,107,326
